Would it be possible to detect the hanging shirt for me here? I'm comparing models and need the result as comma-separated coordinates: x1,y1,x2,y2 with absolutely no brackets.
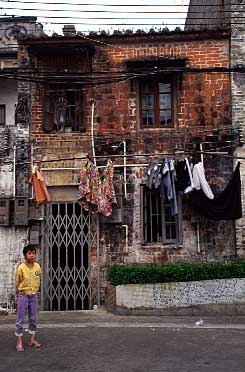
147,161,161,189
189,163,242,221
160,159,172,200
169,159,178,216
160,159,178,216
175,159,190,192
184,158,195,194
29,167,51,204
192,162,214,200
175,158,194,194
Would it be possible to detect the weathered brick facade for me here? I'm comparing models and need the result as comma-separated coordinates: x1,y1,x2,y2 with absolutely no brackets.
0,17,43,308
16,28,241,305
230,0,245,260
184,0,245,260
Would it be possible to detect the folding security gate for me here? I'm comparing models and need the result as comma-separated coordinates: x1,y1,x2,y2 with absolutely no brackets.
41,202,99,311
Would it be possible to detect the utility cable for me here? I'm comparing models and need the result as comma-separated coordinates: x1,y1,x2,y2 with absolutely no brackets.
1,1,244,7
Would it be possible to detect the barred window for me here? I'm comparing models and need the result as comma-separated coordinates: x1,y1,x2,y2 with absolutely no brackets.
0,105,6,125
43,88,84,133
141,186,180,244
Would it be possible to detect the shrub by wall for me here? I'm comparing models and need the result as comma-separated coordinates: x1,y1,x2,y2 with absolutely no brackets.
108,261,245,286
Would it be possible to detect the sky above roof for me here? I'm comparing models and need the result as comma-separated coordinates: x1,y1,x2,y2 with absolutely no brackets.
0,0,190,35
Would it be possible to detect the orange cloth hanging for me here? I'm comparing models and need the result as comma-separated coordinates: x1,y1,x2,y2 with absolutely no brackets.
29,167,51,204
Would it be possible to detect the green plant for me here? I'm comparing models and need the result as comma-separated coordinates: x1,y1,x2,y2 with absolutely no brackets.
108,261,245,286
64,119,72,128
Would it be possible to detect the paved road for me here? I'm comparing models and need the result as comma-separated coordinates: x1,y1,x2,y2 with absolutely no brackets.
0,311,245,372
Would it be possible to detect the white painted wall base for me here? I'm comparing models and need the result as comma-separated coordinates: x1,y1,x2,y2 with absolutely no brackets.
116,279,245,309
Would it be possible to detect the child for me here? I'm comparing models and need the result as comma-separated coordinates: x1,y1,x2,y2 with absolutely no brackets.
15,245,42,352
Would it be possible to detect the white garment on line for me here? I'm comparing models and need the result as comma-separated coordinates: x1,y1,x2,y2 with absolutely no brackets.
192,162,214,200
184,158,195,194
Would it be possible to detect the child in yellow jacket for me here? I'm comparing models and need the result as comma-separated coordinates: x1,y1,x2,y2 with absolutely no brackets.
15,245,41,352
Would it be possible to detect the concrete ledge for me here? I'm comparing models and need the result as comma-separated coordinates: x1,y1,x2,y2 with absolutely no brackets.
107,278,245,315
112,303,245,316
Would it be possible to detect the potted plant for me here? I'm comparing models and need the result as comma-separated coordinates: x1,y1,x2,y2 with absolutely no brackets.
64,120,72,132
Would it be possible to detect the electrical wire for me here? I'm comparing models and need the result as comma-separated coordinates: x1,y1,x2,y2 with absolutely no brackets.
0,17,241,25
1,1,244,7
2,6,244,16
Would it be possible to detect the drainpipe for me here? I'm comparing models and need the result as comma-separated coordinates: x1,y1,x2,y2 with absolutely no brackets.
31,144,34,198
121,224,128,253
197,222,201,254
90,99,96,166
200,143,204,166
197,142,203,254
13,145,16,197
122,140,127,199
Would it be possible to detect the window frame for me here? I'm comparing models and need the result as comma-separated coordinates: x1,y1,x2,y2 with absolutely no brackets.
43,87,85,133
0,105,6,126
138,75,176,129
141,185,181,245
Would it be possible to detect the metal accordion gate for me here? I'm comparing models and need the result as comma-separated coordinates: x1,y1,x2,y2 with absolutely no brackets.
41,202,99,311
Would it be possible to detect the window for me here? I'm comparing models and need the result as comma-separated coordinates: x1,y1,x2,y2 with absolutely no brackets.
43,88,84,133
0,105,6,125
141,186,180,244
139,77,174,128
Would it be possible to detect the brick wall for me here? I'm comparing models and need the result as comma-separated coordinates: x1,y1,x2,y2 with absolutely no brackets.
231,0,245,259
23,30,238,305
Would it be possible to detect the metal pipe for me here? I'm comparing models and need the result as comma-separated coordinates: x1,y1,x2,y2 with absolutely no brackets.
122,140,127,199
90,99,96,166
200,143,204,165
31,144,34,198
13,145,16,197
41,164,150,171
121,224,128,253
197,222,201,253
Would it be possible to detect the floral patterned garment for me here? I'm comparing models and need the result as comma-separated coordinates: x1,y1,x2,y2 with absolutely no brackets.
78,159,117,216
98,160,117,216
78,160,92,211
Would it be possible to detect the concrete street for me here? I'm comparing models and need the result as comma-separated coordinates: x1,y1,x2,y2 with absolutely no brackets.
0,309,245,372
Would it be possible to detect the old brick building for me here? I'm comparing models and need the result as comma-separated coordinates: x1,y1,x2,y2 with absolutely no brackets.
185,0,245,269
8,24,241,311
0,16,43,310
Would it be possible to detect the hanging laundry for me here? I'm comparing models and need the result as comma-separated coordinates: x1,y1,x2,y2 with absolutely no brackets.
146,160,161,189
175,159,190,192
189,162,242,221
192,162,214,200
98,159,117,217
175,158,194,194
169,159,178,216
29,166,51,204
160,159,178,216
78,158,117,217
160,159,172,200
78,159,100,213
184,158,195,194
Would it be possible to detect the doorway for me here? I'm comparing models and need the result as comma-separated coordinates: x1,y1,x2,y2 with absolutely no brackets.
41,202,99,311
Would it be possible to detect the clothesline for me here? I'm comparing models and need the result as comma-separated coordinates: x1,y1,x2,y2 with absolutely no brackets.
41,164,156,171
26,150,245,167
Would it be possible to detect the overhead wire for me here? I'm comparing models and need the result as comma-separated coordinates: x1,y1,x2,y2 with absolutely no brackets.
1,17,243,26
1,6,244,15
1,1,244,7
